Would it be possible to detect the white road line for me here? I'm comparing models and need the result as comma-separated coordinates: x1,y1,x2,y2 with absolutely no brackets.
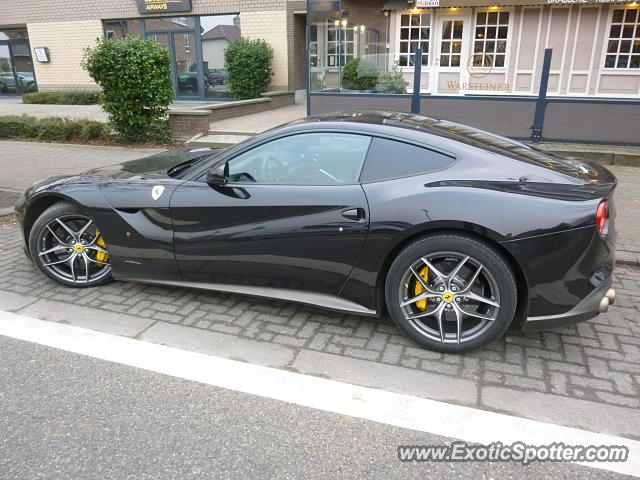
0,311,638,477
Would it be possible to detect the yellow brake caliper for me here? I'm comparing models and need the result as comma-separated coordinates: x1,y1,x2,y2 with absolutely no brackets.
94,229,109,267
414,266,429,311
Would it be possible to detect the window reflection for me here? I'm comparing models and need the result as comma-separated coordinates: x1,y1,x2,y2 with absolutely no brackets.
0,28,37,95
103,15,241,99
200,15,240,99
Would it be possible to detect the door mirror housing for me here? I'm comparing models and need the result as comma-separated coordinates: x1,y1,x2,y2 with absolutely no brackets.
206,163,228,187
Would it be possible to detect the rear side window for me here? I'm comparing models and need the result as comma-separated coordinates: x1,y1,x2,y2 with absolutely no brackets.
360,137,456,183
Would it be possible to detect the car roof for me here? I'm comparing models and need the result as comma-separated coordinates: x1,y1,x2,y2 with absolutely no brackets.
279,110,593,180
284,110,520,150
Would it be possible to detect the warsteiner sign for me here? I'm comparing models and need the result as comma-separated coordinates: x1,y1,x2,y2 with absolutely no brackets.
136,0,192,13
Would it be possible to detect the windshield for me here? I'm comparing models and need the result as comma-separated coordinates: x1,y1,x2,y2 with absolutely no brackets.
167,148,227,178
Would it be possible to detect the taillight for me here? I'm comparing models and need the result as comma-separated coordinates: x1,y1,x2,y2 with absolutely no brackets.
596,200,609,235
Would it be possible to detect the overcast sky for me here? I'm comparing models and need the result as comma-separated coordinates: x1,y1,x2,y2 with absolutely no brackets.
200,14,237,34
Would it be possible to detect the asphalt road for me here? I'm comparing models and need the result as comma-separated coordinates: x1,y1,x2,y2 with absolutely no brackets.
0,335,634,480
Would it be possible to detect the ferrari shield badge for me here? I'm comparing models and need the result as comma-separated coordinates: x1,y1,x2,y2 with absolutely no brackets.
151,185,165,201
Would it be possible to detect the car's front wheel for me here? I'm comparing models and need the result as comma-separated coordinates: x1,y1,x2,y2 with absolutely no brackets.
29,202,112,288
385,233,517,353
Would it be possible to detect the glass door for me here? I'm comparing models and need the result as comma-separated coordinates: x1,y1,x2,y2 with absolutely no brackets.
11,40,37,93
147,31,200,98
172,32,198,97
0,43,17,95
432,14,470,94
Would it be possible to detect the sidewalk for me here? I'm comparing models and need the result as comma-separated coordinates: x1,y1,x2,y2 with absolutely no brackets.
0,141,162,214
0,97,107,122
0,97,220,123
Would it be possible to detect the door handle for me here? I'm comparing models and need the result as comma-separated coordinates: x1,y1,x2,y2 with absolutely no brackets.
342,208,366,221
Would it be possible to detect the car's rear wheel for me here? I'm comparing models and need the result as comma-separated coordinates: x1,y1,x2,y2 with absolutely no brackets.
385,233,517,353
29,202,112,288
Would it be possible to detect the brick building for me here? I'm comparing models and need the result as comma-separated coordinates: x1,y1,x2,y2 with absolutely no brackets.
0,0,308,99
1,0,639,105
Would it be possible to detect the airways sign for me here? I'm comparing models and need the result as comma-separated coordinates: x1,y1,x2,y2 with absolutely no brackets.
136,0,192,14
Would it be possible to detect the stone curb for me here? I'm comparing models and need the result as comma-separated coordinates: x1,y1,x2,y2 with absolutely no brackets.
617,251,640,268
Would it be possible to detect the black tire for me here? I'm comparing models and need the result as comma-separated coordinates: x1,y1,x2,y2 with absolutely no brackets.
29,202,113,288
385,233,517,353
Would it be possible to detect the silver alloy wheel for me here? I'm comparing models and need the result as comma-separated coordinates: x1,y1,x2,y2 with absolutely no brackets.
37,214,111,285
397,251,500,344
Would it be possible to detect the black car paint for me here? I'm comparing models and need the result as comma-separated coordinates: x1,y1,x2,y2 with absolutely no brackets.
15,112,616,328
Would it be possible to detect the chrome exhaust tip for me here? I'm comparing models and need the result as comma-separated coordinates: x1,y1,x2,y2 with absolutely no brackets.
598,296,610,314
605,288,616,305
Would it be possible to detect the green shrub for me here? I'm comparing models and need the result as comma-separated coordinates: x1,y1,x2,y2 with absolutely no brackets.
22,91,100,105
79,121,109,141
375,63,409,94
224,38,274,100
0,115,110,142
0,116,36,138
82,35,174,141
342,58,378,91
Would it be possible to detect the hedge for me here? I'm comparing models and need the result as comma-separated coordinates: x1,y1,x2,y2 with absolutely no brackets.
0,115,111,142
82,35,174,142
224,38,273,100
22,91,100,105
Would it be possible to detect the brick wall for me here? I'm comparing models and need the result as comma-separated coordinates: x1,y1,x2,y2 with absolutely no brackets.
27,20,104,92
4,0,297,92
2,1,289,23
169,91,295,138
168,110,211,140
240,10,289,90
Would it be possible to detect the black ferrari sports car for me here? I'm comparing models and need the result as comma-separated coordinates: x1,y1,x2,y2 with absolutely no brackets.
15,111,617,353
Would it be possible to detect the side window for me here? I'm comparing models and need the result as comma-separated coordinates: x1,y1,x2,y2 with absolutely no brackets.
227,133,371,185
360,137,455,183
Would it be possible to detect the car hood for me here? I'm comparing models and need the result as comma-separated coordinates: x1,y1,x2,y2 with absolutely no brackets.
84,147,219,180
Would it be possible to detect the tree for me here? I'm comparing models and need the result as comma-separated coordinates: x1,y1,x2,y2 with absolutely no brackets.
224,38,273,100
82,36,174,141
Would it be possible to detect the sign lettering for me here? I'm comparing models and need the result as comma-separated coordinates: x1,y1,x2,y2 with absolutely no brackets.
417,0,440,7
136,0,192,14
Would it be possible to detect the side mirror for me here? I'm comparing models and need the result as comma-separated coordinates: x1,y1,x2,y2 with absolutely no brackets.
205,163,228,187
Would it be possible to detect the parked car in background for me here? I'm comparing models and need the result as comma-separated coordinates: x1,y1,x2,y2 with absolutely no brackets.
206,69,227,86
0,71,36,93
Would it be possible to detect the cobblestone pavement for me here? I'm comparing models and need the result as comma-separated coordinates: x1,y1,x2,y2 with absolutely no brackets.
1,222,639,417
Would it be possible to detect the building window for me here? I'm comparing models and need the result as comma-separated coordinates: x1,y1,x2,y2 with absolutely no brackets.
440,20,464,67
605,8,640,69
473,11,509,68
103,20,140,39
398,13,430,67
172,17,190,27
184,32,191,53
327,20,354,68
309,25,318,67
